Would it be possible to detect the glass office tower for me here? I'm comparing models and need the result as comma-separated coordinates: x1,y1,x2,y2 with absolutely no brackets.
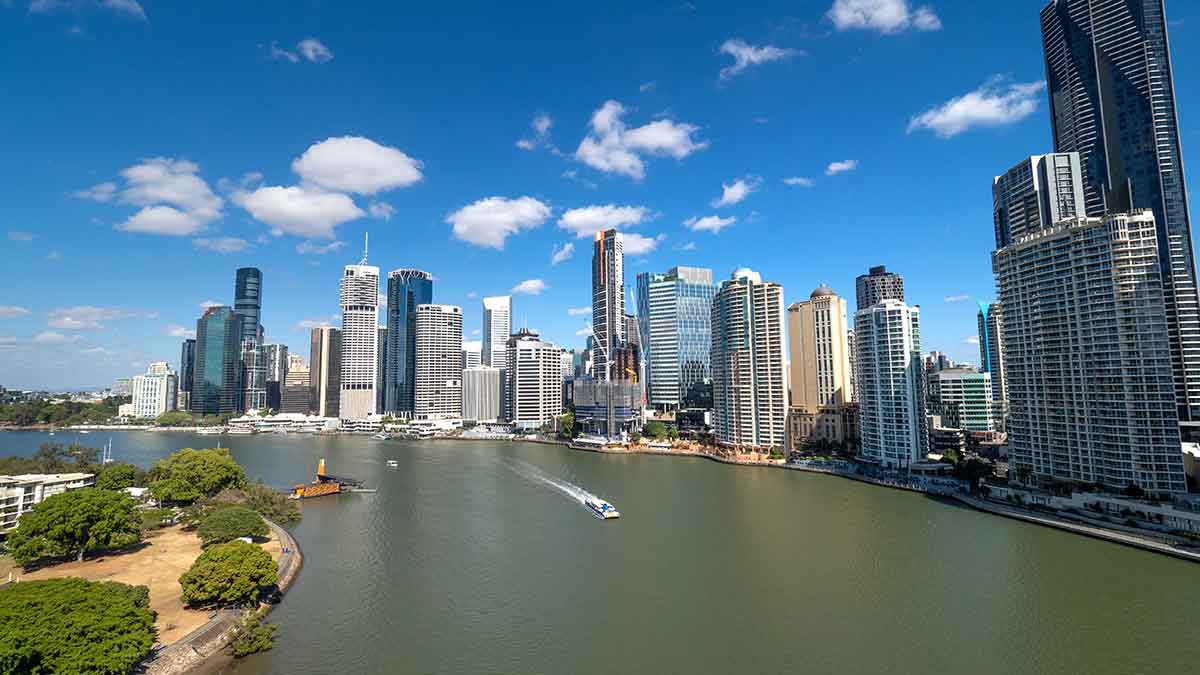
385,269,433,416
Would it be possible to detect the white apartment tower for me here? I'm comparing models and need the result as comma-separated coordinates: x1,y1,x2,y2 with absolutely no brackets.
481,296,511,368
131,362,178,419
339,239,380,420
414,304,464,419
505,329,564,430
855,300,927,469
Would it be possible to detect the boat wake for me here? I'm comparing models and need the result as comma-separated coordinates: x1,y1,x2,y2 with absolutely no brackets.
506,460,609,515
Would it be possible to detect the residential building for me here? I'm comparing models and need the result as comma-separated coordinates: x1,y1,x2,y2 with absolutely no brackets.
263,343,288,411
855,265,904,310
414,304,463,420
282,362,311,415
340,246,380,420
977,302,1007,415
462,366,502,422
1042,0,1200,423
504,328,564,430
992,153,1086,248
385,268,433,415
131,362,177,419
234,267,266,412
855,299,927,470
482,295,511,368
591,230,625,381
309,326,341,418
636,266,716,411
786,284,853,448
846,330,857,403
1,473,95,533
929,368,994,432
191,306,241,416
710,268,787,451
994,212,1186,495
112,378,132,397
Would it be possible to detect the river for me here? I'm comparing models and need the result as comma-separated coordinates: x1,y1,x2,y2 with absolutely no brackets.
4,430,1199,673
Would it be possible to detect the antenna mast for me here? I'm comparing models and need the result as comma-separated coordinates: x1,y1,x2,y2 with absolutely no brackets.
361,232,369,264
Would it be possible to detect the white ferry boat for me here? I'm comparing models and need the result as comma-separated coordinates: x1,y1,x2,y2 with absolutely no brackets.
197,427,224,436
585,497,620,520
386,460,399,468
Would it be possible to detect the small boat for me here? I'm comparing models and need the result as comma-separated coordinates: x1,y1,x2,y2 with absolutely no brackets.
585,497,620,520
79,430,91,435
226,427,255,435
197,427,224,436
372,433,391,440
386,460,399,468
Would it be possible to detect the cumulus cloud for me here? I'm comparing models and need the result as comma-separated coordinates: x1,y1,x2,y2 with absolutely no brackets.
567,306,591,317
718,39,800,80
192,237,249,254
575,100,707,180
297,38,333,63
0,306,30,318
639,81,658,93
34,331,81,345
368,201,395,220
826,159,859,175
783,176,815,187
33,0,145,19
712,176,761,207
575,324,594,337
294,317,338,331
551,242,575,265
684,215,736,234
296,240,346,255
944,293,971,302
199,299,222,309
94,158,225,236
908,77,1046,138
99,0,145,20
48,306,151,330
511,279,547,295
446,196,551,249
269,41,299,63
233,185,364,239
827,0,941,34
677,241,698,251
7,231,34,241
622,232,665,255
165,324,196,339
557,204,649,238
74,181,117,202
516,114,558,153
292,136,423,195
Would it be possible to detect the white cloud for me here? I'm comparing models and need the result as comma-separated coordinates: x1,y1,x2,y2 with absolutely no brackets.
297,38,333,63
639,81,658,93
516,114,557,152
712,176,761,207
368,201,395,220
908,77,1046,138
783,176,815,187
827,0,942,34
471,328,481,336
118,206,208,236
7,231,34,241
964,336,980,345
32,0,145,18
575,100,707,180
511,279,547,295
623,232,665,255
74,181,117,202
294,317,337,331
557,204,649,238
826,160,859,176
944,293,971,303
292,136,422,195
269,41,299,63
47,306,150,330
192,237,249,254
718,39,800,80
575,324,593,337
551,242,575,265
100,0,145,20
0,306,30,318
296,240,346,255
684,215,736,234
166,324,196,339
34,331,80,345
446,196,551,250
233,185,364,239
98,157,224,236
199,299,222,309
567,306,591,316
467,291,478,300
45,250,62,262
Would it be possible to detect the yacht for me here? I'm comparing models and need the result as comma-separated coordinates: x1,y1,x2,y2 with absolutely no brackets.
197,427,224,436
585,497,620,520
226,427,256,435
386,460,399,468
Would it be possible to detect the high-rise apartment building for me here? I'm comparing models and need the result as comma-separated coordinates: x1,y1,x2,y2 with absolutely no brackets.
131,362,177,419
178,338,195,411
710,269,787,451
481,295,511,369
1042,0,1200,422
504,328,564,430
929,368,994,433
786,285,853,447
339,247,380,420
263,343,288,411
591,230,624,381
385,269,433,415
191,306,241,416
994,212,1186,495
976,302,1007,413
636,266,716,411
992,153,1086,248
309,327,341,418
855,300,926,469
234,267,266,412
462,366,502,422
846,330,858,403
413,304,463,420
855,265,904,310
462,342,482,370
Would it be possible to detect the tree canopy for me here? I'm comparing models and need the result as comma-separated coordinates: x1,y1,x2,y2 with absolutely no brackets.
642,421,668,440
0,578,156,675
154,410,194,427
0,443,101,476
148,447,246,503
212,482,301,524
8,488,141,566
95,462,143,491
197,506,268,546
0,396,127,428
179,540,277,607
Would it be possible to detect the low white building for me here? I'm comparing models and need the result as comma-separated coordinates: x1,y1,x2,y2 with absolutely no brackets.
1,473,96,533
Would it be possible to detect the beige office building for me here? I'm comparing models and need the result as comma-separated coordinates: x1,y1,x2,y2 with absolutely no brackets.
786,285,854,449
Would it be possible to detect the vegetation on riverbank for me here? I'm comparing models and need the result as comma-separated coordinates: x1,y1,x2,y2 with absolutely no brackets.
7,488,142,566
179,540,278,607
0,396,128,428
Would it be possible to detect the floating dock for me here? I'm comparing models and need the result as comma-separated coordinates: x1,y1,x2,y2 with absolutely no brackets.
292,458,365,499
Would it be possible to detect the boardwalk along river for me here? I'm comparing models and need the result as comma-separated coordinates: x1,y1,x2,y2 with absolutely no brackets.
4,431,1200,674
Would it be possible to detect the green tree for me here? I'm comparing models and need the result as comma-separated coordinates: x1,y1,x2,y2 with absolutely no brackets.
96,462,143,491
559,411,575,439
154,410,194,427
179,540,278,607
642,421,668,440
0,578,156,675
212,482,300,524
139,508,175,532
149,447,246,503
231,612,277,658
8,489,141,566
197,506,268,546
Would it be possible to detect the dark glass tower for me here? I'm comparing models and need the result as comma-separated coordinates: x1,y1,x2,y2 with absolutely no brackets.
234,267,266,411
1042,0,1200,421
384,269,433,415
179,338,196,394
190,306,241,416
234,267,262,342
855,265,904,310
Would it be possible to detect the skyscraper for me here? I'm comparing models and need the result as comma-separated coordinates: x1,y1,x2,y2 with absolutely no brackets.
413,304,463,420
178,338,195,411
1042,0,1200,422
339,242,380,420
710,268,787,451
994,212,1185,495
191,306,241,416
461,341,482,370
377,326,388,413
263,343,288,411
636,266,716,411
385,269,433,415
786,285,853,447
462,366,502,422
977,302,1007,415
234,267,266,412
282,363,312,415
854,299,926,469
855,265,904,310
504,328,564,430
309,326,341,418
992,153,1086,248
591,230,624,381
481,295,511,369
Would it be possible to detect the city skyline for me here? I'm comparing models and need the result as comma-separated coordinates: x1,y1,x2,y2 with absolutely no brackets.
5,1,1200,389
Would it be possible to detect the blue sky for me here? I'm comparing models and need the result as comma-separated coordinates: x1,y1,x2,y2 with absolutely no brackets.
3,0,1200,390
